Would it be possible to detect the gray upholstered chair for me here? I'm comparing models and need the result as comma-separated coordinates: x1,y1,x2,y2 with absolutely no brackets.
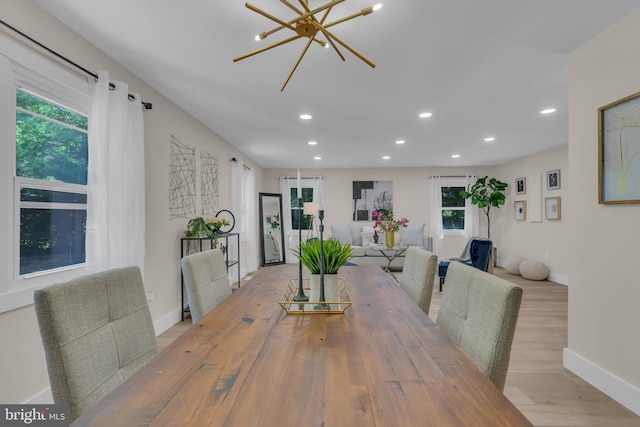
33,266,158,422
436,261,523,391
181,248,232,323
398,246,437,315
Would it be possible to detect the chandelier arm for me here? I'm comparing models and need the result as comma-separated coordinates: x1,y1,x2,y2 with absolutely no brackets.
280,37,315,91
317,26,375,68
249,0,345,41
311,22,346,61
280,0,304,15
296,0,310,13
233,34,304,62
324,7,374,29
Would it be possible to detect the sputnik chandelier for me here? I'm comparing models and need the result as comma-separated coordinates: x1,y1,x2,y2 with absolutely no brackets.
233,0,383,91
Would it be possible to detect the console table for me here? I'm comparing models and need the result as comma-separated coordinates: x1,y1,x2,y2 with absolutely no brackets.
180,232,240,321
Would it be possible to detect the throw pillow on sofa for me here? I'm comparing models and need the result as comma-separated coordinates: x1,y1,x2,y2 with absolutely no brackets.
331,224,353,245
401,223,425,247
361,226,375,246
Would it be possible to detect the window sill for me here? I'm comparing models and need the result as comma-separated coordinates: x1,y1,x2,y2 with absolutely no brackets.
0,286,39,314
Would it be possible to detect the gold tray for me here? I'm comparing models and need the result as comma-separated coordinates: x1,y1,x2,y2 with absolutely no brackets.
279,277,352,314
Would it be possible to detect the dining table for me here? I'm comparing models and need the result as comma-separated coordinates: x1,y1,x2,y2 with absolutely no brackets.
72,264,532,426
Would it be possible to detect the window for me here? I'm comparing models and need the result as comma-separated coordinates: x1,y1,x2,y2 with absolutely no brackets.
290,187,314,230
441,185,466,230
15,88,88,276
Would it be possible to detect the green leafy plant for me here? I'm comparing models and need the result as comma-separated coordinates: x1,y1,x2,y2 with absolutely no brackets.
185,217,216,238
291,238,352,274
460,176,508,239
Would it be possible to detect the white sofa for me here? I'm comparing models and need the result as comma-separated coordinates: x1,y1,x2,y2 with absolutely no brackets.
330,224,433,270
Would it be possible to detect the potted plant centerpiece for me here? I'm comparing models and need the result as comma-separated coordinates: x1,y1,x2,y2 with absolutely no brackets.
291,238,352,307
184,216,230,253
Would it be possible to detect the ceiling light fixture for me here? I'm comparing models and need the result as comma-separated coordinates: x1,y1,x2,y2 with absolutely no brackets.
484,137,495,142
308,141,317,145
314,156,322,160
382,156,390,160
451,154,460,158
541,108,556,114
395,140,405,145
419,112,432,118
300,114,312,120
233,0,383,91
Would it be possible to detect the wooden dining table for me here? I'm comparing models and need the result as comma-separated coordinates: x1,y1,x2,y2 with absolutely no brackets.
72,264,532,426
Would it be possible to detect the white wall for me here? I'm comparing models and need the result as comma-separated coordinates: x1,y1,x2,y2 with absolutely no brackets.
565,7,640,415
0,0,262,404
495,145,569,283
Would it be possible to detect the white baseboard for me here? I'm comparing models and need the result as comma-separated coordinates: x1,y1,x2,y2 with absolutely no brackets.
496,259,568,285
563,348,640,416
153,307,183,336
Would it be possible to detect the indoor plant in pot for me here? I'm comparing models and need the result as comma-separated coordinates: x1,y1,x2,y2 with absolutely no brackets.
291,238,352,307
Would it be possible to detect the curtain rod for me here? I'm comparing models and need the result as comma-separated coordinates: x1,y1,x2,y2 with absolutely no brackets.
0,19,152,110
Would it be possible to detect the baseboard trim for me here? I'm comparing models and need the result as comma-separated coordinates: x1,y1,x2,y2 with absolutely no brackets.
496,260,568,285
153,308,182,336
563,348,640,416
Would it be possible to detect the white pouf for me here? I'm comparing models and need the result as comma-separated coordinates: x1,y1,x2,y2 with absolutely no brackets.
519,260,549,281
504,255,526,275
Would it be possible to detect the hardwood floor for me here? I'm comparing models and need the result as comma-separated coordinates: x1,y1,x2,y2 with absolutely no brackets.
159,268,639,426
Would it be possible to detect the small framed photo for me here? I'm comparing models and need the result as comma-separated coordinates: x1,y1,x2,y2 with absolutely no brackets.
514,200,526,221
546,169,560,190
545,196,561,220
515,177,526,195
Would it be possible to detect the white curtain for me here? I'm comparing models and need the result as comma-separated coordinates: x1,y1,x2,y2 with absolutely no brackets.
231,160,258,275
429,176,444,258
464,174,479,241
86,71,145,273
278,176,324,263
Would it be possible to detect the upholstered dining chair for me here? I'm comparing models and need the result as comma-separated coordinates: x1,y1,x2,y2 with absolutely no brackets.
181,248,232,323
398,246,437,315
33,266,158,422
436,261,523,392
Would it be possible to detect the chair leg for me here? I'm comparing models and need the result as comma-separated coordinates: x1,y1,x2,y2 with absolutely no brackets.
439,277,444,292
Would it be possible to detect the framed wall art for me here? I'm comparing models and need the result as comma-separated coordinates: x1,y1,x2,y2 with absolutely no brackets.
546,169,560,190
514,200,526,221
515,177,526,195
545,196,561,220
352,180,393,221
598,90,640,204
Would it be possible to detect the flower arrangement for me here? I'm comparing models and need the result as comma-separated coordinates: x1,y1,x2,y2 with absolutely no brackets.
372,210,409,233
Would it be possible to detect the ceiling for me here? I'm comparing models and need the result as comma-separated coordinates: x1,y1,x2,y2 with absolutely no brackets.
35,1,639,169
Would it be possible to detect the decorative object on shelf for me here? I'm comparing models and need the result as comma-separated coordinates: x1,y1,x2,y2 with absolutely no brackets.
515,177,526,195
214,209,235,233
461,176,508,239
514,200,526,221
599,91,640,203
185,217,217,239
233,1,383,91
545,196,561,220
373,210,408,249
373,229,379,244
546,169,560,190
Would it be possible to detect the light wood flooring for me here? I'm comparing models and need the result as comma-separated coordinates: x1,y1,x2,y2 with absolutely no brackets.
158,267,639,426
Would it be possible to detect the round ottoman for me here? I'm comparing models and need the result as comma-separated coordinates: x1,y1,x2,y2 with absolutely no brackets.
519,259,549,281
504,255,526,275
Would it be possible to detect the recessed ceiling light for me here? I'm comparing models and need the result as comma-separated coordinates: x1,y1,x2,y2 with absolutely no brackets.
395,140,405,145
373,3,383,12
419,112,432,118
314,156,322,160
300,114,312,120
451,154,460,158
382,156,390,160
540,108,556,115
308,141,317,145
484,137,495,142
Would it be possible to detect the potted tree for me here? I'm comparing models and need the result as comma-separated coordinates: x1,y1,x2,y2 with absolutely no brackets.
461,176,508,271
291,238,352,307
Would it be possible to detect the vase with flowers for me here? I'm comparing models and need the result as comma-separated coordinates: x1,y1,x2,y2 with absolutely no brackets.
372,210,409,249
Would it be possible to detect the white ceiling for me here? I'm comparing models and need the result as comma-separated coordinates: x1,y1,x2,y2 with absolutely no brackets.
35,0,639,169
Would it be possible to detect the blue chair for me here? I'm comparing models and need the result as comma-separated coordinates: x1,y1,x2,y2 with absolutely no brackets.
438,238,493,291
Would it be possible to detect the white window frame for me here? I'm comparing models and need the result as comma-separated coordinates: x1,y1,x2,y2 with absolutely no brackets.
440,177,467,236
0,33,89,313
